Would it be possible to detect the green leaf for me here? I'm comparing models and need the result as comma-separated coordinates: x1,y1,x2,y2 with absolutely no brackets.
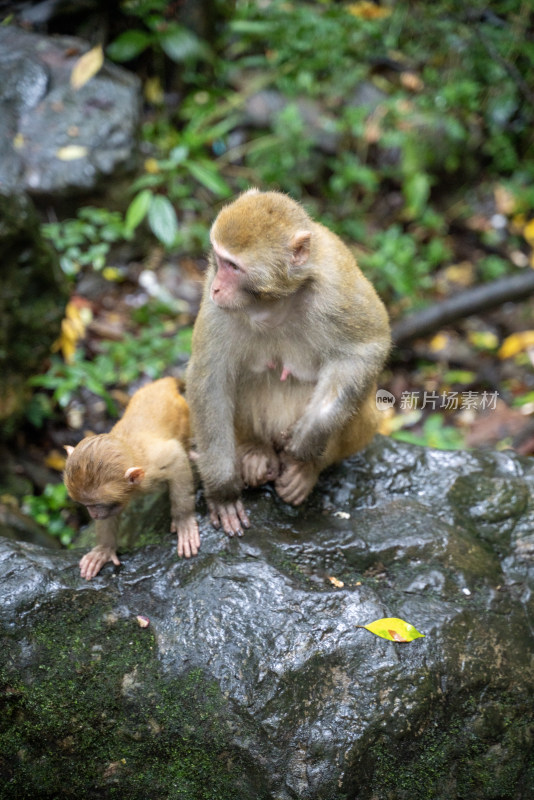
107,30,153,62
125,189,152,232
147,194,179,248
185,160,231,196
359,617,425,642
160,26,207,62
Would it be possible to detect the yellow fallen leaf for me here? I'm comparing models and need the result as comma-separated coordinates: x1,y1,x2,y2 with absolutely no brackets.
56,145,88,161
429,333,449,352
498,331,534,359
52,300,92,363
45,450,67,471
494,185,516,216
70,44,104,90
144,157,160,174
467,330,499,351
523,218,534,247
400,72,424,92
144,76,164,105
347,1,391,19
358,617,425,642
327,576,345,588
13,132,25,149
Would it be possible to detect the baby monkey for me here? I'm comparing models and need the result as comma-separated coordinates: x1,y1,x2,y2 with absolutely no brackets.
64,377,199,580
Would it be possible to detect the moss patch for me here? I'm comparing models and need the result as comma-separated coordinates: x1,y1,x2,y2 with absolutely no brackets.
0,590,265,799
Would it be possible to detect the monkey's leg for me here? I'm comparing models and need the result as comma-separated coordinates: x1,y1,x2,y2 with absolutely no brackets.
238,442,280,486
208,498,250,537
275,453,320,506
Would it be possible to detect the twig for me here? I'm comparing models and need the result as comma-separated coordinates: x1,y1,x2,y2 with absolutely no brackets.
392,269,534,347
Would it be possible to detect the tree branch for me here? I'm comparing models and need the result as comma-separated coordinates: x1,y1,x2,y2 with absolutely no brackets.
392,269,534,347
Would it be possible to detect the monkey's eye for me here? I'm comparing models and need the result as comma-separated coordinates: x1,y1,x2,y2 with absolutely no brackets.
223,258,240,272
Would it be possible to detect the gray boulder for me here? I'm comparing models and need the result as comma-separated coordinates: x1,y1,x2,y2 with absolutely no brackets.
0,26,140,196
1,437,533,798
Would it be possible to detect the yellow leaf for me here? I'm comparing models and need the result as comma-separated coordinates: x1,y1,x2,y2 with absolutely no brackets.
144,76,164,105
45,450,67,471
56,145,88,161
467,330,499,351
498,331,534,359
494,185,516,216
70,44,104,90
523,218,534,246
144,157,160,174
400,72,424,92
429,333,449,352
52,300,92,363
358,617,425,642
347,1,391,19
327,576,345,588
13,132,25,149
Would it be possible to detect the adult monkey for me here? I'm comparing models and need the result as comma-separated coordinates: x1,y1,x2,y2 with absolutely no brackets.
186,189,390,536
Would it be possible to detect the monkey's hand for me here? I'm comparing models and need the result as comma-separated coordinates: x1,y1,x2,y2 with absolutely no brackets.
79,546,120,581
239,443,280,486
208,498,250,537
275,453,320,506
172,515,200,559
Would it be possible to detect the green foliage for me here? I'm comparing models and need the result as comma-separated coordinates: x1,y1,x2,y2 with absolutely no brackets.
124,113,234,250
393,414,466,450
29,324,193,419
22,483,77,545
42,207,132,278
107,0,210,66
359,225,452,301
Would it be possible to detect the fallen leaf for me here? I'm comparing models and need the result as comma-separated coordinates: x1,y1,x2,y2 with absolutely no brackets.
358,617,425,642
327,576,345,588
56,145,88,161
52,300,92,363
70,44,104,90
45,450,67,471
400,71,424,92
494,185,516,216
498,331,534,359
347,1,391,19
136,615,150,628
523,218,534,247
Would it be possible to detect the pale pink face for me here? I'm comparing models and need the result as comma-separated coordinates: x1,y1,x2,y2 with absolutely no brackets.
210,241,249,310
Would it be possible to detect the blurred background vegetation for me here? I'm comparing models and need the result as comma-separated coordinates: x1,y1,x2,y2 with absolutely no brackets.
3,0,534,544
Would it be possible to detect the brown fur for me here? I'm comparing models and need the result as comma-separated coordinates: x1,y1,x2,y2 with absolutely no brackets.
186,190,391,535
65,377,199,579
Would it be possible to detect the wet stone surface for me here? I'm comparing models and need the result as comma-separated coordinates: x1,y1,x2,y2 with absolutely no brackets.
1,437,533,799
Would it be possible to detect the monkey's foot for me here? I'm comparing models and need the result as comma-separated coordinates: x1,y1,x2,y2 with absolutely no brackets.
79,546,120,581
275,455,319,506
208,498,250,537
239,443,280,486
172,515,201,558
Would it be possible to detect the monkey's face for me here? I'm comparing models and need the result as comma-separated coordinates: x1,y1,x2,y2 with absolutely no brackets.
85,502,123,520
210,244,248,310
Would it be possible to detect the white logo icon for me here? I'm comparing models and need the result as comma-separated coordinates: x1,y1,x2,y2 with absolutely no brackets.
376,389,395,411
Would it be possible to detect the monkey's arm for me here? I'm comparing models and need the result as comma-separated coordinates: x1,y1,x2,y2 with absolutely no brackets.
186,327,250,536
287,340,388,461
157,440,201,558
79,517,120,580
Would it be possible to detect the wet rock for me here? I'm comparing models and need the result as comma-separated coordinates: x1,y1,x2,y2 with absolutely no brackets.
0,437,533,799
0,26,141,196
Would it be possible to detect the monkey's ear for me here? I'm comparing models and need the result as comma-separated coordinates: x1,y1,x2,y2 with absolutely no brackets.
290,231,311,266
125,466,145,485
64,445,75,457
